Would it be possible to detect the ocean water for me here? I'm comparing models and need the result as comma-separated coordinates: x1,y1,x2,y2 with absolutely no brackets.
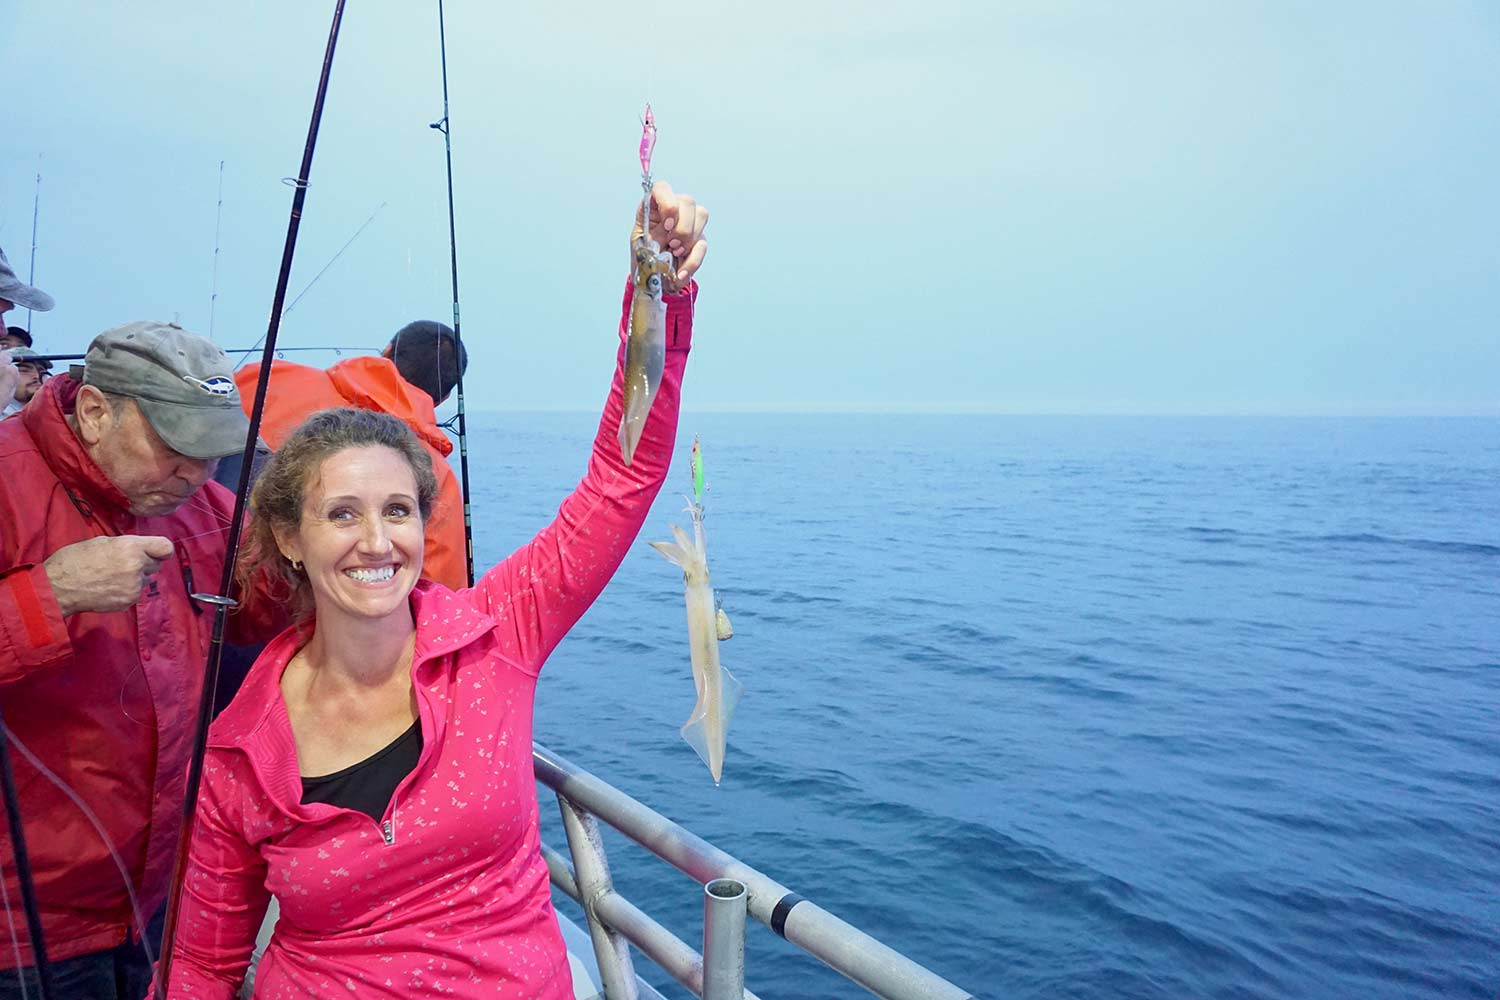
462,412,1498,1000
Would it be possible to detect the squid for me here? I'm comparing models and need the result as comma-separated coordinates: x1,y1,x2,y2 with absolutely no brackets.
619,239,674,465
619,103,676,466
650,438,741,783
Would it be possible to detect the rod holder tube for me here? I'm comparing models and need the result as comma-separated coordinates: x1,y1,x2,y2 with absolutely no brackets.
703,879,748,1000
543,840,763,1000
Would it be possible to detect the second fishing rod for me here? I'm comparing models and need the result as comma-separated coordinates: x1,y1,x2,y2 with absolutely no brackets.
428,0,476,588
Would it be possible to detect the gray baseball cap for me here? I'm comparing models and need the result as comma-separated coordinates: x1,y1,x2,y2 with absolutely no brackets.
8,347,51,372
0,248,53,313
83,321,250,459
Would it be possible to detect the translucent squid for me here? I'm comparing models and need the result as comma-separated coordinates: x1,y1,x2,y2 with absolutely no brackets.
651,438,742,783
619,103,676,466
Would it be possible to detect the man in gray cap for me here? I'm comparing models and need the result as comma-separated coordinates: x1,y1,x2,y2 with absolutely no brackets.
0,246,53,325
0,321,279,998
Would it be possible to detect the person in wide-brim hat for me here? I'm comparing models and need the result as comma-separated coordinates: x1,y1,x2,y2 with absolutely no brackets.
0,245,54,313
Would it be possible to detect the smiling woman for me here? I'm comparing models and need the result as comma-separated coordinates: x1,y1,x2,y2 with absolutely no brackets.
151,182,706,1000
236,410,437,790
238,410,437,785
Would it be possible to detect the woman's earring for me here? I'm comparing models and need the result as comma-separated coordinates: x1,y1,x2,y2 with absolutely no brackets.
290,559,303,572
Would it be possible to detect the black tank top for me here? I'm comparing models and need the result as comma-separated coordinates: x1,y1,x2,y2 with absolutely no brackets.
300,721,422,822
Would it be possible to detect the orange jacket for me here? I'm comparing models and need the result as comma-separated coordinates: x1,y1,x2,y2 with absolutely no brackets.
234,357,468,589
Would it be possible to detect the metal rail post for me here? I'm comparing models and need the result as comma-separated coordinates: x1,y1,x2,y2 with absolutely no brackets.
543,844,765,1000
557,793,639,1000
703,879,748,1000
535,743,973,1000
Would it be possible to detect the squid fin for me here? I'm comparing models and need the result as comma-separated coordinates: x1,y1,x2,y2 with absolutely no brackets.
680,665,744,785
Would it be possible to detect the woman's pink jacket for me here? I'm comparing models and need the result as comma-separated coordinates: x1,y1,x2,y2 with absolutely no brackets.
163,281,695,998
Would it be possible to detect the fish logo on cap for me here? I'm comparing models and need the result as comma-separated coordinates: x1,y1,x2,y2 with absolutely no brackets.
183,374,237,397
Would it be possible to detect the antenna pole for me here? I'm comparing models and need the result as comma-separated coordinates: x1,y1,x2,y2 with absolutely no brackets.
25,156,41,330
209,160,225,338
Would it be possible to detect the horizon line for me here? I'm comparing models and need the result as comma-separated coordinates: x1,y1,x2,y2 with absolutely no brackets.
452,405,1500,418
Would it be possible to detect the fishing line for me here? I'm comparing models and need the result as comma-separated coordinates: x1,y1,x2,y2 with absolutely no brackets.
0,708,50,998
231,201,386,371
281,201,386,318
117,675,151,729
155,2,349,992
173,492,235,528
2,726,154,970
24,346,372,367
0,822,31,1000
170,523,234,546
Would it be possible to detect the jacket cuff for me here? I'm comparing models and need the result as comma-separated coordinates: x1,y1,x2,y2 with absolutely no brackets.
0,565,72,673
617,277,699,352
666,281,698,351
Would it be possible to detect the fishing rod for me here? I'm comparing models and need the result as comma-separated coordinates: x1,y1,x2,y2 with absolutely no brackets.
152,1,348,994
0,707,53,998
26,157,41,331
430,0,476,587
21,346,372,367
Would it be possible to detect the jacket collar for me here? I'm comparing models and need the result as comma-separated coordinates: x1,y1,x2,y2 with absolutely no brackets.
210,580,494,754
22,376,133,521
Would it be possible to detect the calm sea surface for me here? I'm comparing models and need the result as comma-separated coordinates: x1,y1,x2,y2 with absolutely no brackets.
461,412,1498,1000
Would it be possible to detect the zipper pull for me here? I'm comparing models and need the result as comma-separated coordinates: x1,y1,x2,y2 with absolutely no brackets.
382,819,394,845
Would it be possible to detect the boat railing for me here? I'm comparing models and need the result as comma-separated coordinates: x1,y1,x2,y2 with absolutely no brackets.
534,742,975,1000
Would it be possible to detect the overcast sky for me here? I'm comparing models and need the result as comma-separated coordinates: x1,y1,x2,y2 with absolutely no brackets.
3,1,1497,415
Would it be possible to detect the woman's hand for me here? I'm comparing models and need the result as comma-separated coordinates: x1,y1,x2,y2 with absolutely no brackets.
633,180,708,289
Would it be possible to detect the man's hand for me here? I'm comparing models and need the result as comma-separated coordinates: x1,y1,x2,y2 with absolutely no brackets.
43,535,176,616
633,180,708,289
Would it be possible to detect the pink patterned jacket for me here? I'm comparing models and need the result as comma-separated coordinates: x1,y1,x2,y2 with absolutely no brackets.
163,281,695,998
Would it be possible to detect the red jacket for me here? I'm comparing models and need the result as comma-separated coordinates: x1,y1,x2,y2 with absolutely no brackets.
0,376,277,966
164,282,695,998
234,356,469,590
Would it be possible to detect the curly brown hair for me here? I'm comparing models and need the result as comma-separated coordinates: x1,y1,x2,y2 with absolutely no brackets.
238,407,438,619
